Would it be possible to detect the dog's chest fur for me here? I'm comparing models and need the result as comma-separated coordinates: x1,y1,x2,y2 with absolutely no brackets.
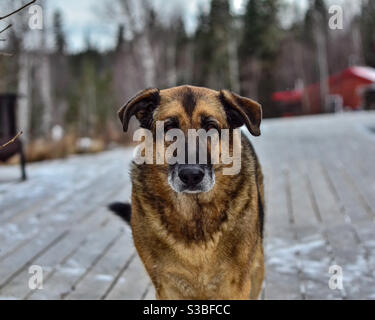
131,167,260,299
129,136,263,299
144,217,256,300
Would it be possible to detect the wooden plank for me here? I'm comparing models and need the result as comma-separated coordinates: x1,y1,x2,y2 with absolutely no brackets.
263,166,293,238
0,157,91,214
65,230,134,300
317,139,372,224
263,166,303,300
267,135,343,299
1,149,133,300
299,162,345,299
306,161,346,225
1,233,87,300
0,228,68,293
324,223,375,299
143,283,156,300
27,220,123,300
287,166,325,299
105,255,150,300
0,167,125,262
0,149,131,222
288,164,320,228
0,201,118,299
294,123,375,299
260,131,304,300
337,139,375,217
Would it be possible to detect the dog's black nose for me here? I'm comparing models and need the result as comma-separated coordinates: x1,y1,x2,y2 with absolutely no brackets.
178,165,205,187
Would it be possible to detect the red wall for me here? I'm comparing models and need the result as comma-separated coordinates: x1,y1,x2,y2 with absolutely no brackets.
279,73,373,114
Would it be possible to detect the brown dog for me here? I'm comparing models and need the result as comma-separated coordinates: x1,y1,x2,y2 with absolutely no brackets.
111,85,264,300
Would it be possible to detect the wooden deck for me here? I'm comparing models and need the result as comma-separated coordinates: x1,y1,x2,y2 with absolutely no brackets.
0,112,375,300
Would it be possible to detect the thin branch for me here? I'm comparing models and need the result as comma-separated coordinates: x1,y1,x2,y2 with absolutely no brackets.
0,0,36,20
0,3,30,150
0,131,23,149
0,23,12,34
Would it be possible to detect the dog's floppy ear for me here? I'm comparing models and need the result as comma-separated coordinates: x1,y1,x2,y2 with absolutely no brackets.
219,89,262,136
118,88,160,132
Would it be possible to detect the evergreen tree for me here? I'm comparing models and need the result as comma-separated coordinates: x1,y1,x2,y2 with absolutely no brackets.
304,0,330,110
116,24,125,51
304,0,329,45
240,0,280,62
194,0,233,89
240,0,281,117
361,0,375,67
175,17,188,53
207,0,232,89
193,7,213,86
174,16,190,85
53,10,66,54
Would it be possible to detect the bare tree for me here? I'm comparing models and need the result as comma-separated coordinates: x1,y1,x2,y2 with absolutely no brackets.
17,52,30,142
228,22,240,93
312,10,329,112
118,0,156,87
38,0,54,136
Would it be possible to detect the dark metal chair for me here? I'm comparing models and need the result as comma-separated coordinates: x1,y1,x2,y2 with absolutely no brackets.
0,94,26,180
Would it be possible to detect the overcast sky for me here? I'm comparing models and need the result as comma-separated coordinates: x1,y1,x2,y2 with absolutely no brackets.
44,0,356,53
46,0,246,52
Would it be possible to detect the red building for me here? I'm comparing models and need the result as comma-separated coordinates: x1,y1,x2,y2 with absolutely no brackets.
272,66,375,116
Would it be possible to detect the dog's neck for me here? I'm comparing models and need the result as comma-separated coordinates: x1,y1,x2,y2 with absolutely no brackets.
160,192,229,243
139,164,248,244
161,172,247,244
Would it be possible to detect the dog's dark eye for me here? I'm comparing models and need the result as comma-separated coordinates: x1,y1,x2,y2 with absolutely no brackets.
205,122,219,131
201,116,219,131
164,121,179,132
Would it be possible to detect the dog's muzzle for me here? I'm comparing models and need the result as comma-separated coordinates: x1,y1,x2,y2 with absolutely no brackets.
168,164,215,193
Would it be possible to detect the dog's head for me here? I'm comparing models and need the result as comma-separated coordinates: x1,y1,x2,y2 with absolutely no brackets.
118,85,262,194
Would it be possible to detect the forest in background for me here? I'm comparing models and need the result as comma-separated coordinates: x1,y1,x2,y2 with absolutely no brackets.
0,0,375,161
